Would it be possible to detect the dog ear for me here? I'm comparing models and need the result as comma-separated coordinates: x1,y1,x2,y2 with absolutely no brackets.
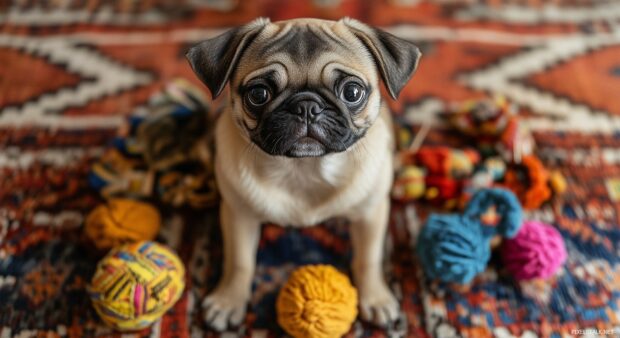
342,18,421,99
186,18,270,99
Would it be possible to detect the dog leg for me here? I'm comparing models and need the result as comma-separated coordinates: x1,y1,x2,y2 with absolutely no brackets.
203,200,260,331
350,197,399,327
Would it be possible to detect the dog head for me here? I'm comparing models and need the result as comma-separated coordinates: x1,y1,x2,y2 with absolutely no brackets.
187,18,421,158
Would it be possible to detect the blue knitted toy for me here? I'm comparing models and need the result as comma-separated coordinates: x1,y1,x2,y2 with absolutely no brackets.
417,214,490,284
417,188,523,284
464,188,523,239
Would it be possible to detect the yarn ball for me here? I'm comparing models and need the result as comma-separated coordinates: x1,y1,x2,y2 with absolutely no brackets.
85,199,161,250
417,214,490,284
88,241,185,331
501,221,567,280
464,188,523,239
276,265,358,338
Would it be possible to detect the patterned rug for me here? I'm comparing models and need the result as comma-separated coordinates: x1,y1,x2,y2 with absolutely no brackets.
2,0,620,337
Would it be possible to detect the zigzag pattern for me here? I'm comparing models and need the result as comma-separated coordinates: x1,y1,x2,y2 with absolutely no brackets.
1,1,620,337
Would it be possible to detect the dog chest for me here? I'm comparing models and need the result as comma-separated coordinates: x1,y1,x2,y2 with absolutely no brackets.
244,155,370,226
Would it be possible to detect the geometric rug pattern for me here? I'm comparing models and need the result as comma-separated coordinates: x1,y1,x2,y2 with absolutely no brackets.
1,1,620,337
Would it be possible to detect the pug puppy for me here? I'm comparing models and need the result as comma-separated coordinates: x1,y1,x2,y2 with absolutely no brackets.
186,17,421,330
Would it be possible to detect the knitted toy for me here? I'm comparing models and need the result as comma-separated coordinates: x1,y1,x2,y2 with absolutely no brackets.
417,214,490,284
417,188,524,284
496,114,535,163
464,188,523,239
89,79,218,208
459,170,494,209
482,157,506,181
392,165,426,201
276,265,358,338
444,96,515,138
156,162,218,208
424,176,462,208
395,146,480,207
503,155,552,209
88,241,185,331
501,221,567,280
443,96,534,162
413,146,479,179
84,199,161,250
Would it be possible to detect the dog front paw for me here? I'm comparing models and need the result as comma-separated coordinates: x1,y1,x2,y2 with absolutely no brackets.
202,286,250,331
358,280,400,327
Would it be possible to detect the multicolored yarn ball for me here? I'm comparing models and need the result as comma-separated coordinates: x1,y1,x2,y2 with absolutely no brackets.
501,221,567,280
417,214,490,284
276,265,358,338
88,241,185,331
84,199,161,250
464,188,523,239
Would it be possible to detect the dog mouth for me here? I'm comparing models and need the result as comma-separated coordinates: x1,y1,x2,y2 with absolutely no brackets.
285,136,326,158
248,98,363,158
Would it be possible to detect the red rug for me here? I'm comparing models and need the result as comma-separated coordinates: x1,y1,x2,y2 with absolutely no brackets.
1,1,620,337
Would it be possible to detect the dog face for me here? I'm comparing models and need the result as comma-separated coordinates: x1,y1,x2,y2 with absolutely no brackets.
187,18,421,157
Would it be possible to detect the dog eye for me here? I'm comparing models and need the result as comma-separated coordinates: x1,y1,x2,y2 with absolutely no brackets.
340,82,365,104
246,86,271,106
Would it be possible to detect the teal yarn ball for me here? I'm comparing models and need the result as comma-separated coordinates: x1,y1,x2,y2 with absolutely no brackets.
417,214,491,284
464,188,523,239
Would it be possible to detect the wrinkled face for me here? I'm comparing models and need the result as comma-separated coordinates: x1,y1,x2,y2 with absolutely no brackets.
187,17,421,158
230,21,382,158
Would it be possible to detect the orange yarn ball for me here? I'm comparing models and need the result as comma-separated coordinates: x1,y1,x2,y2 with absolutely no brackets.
276,265,358,338
85,199,161,250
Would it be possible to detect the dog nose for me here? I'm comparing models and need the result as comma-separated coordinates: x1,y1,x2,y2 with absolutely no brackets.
288,92,325,122
294,100,323,119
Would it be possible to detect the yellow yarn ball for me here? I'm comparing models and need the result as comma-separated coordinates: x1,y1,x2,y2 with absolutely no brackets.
88,241,185,331
276,265,358,338
85,199,161,250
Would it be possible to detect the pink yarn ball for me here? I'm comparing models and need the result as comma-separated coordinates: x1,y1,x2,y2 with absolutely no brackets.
501,221,567,280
